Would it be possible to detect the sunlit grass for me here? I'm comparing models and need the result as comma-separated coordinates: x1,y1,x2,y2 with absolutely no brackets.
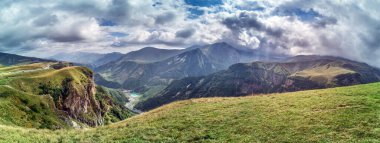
0,82,379,142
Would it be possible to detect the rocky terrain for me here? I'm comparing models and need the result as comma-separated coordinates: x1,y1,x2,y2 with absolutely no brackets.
0,54,133,129
136,55,380,111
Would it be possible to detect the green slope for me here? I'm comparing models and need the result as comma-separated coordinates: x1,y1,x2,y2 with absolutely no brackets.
0,85,68,129
0,63,133,129
0,82,379,142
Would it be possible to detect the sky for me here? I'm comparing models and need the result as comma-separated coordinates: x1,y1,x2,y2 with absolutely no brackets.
0,0,380,67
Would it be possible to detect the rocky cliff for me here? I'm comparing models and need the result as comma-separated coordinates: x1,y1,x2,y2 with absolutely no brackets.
0,62,133,129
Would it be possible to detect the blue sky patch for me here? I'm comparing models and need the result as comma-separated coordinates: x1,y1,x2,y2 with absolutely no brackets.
110,32,128,37
98,18,117,26
111,41,128,47
152,2,163,7
235,1,265,11
274,8,321,21
185,0,223,7
187,7,205,19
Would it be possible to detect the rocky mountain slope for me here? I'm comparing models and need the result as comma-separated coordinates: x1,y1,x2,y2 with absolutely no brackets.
95,43,272,92
95,48,217,90
0,61,133,129
117,47,184,63
136,55,380,111
51,47,182,68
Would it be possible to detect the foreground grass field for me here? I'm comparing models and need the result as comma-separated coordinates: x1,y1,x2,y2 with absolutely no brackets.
0,82,380,142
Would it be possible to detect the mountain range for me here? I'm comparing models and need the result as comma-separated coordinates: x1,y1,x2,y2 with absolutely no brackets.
0,52,53,66
94,43,279,94
136,55,380,111
50,52,124,68
45,43,380,112
1,44,380,142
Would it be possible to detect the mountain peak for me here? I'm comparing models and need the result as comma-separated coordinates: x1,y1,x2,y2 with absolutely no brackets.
140,47,159,51
286,55,350,63
207,42,235,50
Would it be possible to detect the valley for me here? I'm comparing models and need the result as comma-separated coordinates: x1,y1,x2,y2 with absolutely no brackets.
77,43,286,110
0,49,379,142
1,1,379,142
47,43,380,113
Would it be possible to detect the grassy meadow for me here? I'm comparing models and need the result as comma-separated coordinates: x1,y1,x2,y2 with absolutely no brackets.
0,82,379,142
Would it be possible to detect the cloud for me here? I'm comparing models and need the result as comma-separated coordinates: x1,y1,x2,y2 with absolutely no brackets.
175,28,195,38
33,14,59,27
155,12,177,25
272,0,380,67
0,0,379,67
222,12,284,38
47,17,104,42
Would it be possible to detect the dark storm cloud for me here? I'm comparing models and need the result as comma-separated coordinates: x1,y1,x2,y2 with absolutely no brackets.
56,2,104,18
294,39,311,48
273,7,321,21
56,0,131,25
47,32,85,43
175,28,195,38
155,12,177,25
33,14,58,27
0,26,38,49
271,0,380,67
223,13,263,30
273,1,338,28
108,0,132,24
0,0,188,54
1,0,380,67
222,12,284,38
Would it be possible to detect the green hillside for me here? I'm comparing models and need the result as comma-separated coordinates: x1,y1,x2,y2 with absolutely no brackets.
0,63,133,129
0,82,379,142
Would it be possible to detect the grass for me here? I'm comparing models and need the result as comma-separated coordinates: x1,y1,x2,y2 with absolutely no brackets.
0,63,133,130
0,63,72,129
291,66,355,84
0,82,379,142
140,85,167,101
0,86,68,129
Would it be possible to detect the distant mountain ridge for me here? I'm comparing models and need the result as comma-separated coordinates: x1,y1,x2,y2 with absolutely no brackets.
95,42,276,92
136,55,380,111
0,52,53,66
50,52,124,68
117,47,184,63
95,48,218,90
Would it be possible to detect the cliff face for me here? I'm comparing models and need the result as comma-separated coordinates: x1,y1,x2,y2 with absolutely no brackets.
50,67,133,127
2,63,133,129
58,71,103,126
